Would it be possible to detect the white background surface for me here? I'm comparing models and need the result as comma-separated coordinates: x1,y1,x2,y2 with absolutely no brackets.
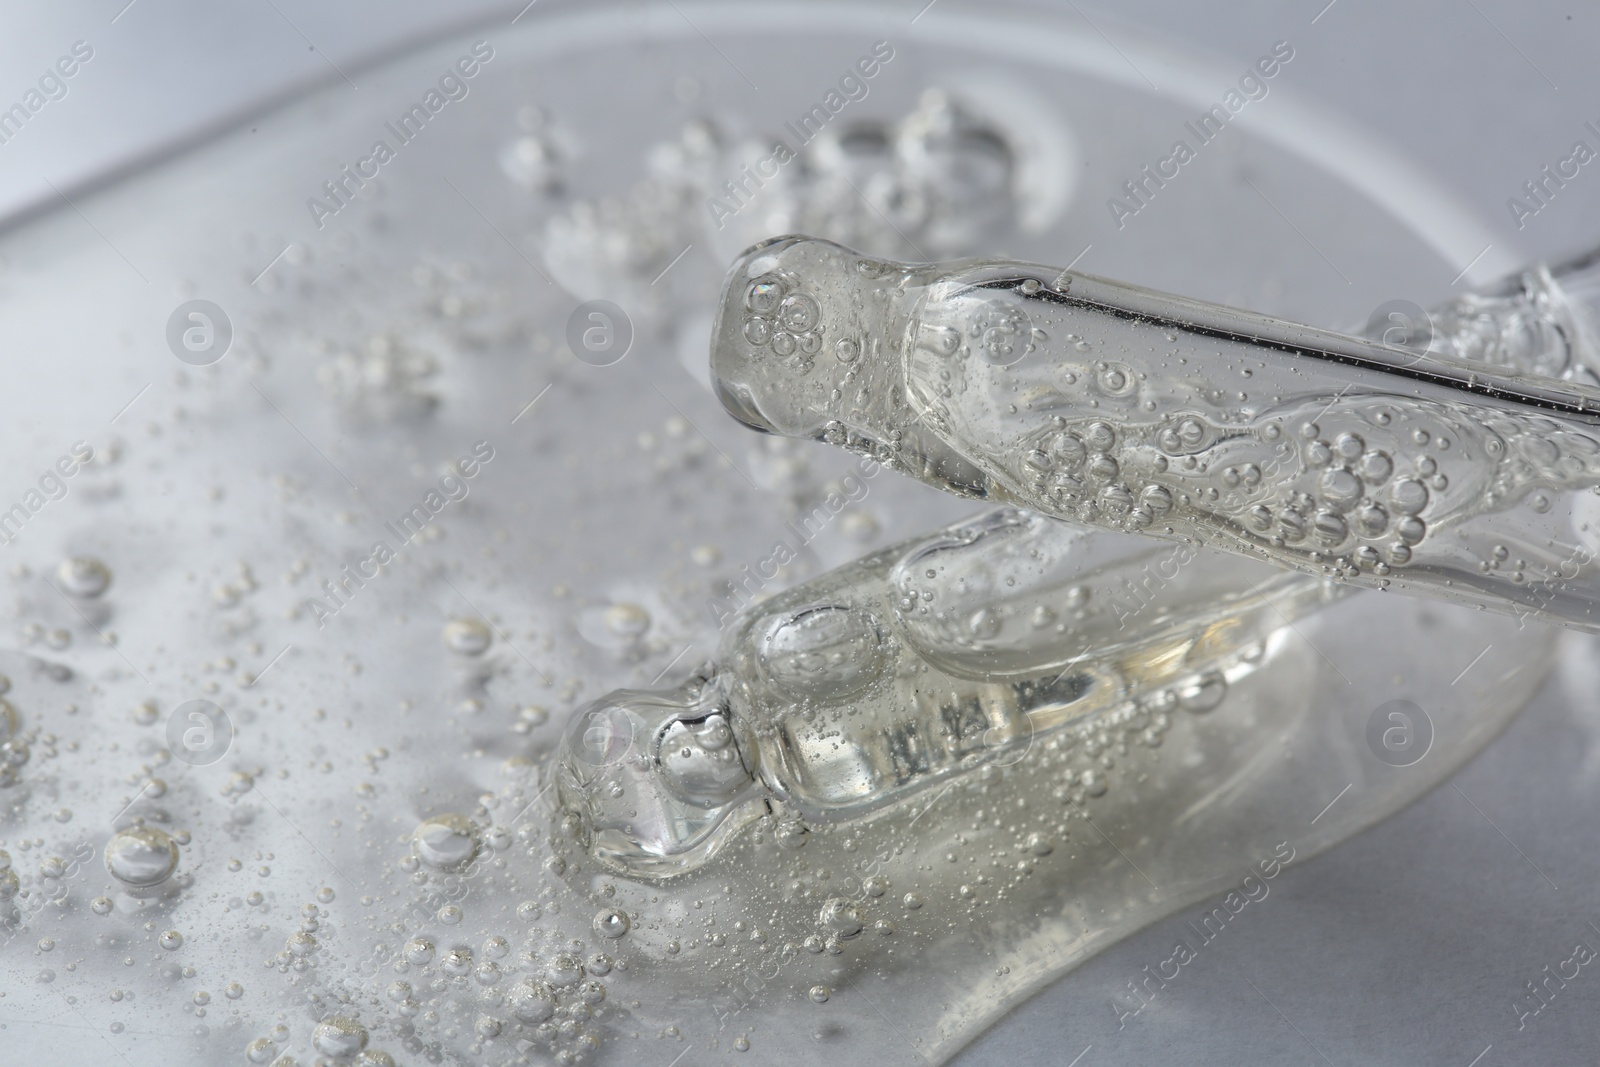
4,0,1600,261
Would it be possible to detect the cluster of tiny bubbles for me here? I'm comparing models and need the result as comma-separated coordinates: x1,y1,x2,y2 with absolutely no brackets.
499,104,563,192
820,91,1023,257
411,813,481,868
968,298,1034,366
1232,418,1436,573
817,417,900,472
1157,414,1211,456
743,273,824,375
1029,681,1212,807
441,616,494,656
540,115,712,320
56,556,112,597
1023,416,1163,524
104,824,180,888
312,332,441,418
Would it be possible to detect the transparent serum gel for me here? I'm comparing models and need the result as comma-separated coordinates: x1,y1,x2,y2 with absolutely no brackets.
557,508,1344,875
709,236,1600,630
547,506,1554,1065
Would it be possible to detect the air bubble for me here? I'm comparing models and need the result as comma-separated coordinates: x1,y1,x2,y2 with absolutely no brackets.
1355,505,1389,537
57,557,112,597
1313,511,1349,544
511,978,557,1022
1277,508,1307,542
1358,450,1394,483
594,908,630,938
403,938,435,965
745,277,783,315
779,293,821,332
412,814,480,868
312,1017,369,1058
547,951,585,986
1176,670,1227,713
1050,433,1086,465
1087,453,1119,480
604,603,652,640
820,898,865,938
1318,468,1362,510
1391,479,1429,515
105,826,179,888
441,617,493,656
1395,517,1427,545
